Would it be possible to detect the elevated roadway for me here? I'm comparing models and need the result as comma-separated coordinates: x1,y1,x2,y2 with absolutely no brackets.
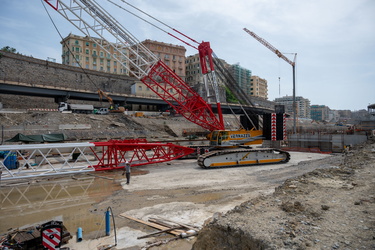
0,80,275,115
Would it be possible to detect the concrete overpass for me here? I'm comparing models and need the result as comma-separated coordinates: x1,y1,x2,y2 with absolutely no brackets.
0,80,275,115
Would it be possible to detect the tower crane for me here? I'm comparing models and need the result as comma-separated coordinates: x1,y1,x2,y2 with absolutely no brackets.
243,28,297,133
43,0,290,168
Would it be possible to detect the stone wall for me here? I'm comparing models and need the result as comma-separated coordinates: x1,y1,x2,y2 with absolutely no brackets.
0,51,136,108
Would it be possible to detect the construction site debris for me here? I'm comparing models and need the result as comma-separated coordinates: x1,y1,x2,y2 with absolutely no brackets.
0,220,72,250
120,214,200,243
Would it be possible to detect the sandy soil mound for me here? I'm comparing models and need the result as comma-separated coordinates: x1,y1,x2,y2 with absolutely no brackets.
192,141,375,249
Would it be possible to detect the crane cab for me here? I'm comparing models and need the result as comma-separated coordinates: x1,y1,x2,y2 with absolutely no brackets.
207,129,263,147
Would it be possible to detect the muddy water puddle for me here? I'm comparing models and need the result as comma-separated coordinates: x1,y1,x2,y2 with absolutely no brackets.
0,173,123,235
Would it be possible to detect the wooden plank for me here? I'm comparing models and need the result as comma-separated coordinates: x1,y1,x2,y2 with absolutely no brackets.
152,217,200,231
119,214,183,236
137,226,182,239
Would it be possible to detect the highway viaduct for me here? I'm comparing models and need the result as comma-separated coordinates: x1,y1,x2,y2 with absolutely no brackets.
0,51,275,115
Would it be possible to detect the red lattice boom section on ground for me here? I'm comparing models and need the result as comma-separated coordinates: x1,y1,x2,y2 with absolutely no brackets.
91,139,195,171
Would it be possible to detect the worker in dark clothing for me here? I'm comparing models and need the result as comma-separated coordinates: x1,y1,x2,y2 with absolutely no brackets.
122,161,131,184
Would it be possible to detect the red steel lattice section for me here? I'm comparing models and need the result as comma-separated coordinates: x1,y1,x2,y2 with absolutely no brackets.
141,60,224,131
91,139,195,171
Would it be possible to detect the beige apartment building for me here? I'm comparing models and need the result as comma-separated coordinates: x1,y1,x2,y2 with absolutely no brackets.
130,40,187,98
250,76,268,99
185,54,202,85
61,33,129,75
141,39,186,81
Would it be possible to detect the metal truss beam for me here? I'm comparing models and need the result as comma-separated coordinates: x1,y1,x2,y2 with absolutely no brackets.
0,140,194,180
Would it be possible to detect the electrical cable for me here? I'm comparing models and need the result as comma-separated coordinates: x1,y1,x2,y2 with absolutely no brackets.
108,0,200,49
107,206,117,247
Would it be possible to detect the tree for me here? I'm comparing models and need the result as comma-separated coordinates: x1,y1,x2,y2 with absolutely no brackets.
1,46,17,53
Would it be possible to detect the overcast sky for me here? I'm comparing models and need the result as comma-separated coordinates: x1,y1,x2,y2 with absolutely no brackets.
1,0,374,111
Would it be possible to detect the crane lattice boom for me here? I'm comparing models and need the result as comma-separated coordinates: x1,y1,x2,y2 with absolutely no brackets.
243,28,295,67
44,0,224,131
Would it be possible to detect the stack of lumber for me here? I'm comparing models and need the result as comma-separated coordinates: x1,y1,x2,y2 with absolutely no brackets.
119,214,199,239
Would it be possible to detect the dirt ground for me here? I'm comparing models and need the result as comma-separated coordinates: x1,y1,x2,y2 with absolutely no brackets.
62,146,374,250
193,141,375,250
1,111,374,249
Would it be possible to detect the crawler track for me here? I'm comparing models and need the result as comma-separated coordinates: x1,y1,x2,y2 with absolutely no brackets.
198,148,290,169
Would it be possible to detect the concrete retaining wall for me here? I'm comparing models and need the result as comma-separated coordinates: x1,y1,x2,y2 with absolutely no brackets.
287,134,368,153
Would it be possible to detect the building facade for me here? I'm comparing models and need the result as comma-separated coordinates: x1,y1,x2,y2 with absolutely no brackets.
185,53,227,103
61,33,129,75
310,105,330,121
228,64,252,96
250,76,268,99
274,96,311,118
141,39,186,80
185,54,202,86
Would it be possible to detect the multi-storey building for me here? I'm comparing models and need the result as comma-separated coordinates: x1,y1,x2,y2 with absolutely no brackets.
141,39,186,80
250,76,268,99
228,64,252,97
274,96,311,118
185,54,202,85
310,105,330,121
185,53,227,103
61,33,129,75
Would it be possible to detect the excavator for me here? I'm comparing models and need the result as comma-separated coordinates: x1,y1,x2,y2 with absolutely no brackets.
97,89,125,113
43,0,290,168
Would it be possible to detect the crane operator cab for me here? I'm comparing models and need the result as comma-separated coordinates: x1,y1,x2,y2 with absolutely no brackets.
207,129,264,148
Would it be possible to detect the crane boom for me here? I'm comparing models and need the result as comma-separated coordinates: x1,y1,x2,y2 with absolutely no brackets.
243,28,295,67
44,0,224,131
243,27,297,134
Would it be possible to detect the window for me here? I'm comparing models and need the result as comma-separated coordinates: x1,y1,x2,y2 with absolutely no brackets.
75,40,79,45
86,57,89,62
100,51,104,57
138,86,142,90
93,43,97,47
85,49,89,54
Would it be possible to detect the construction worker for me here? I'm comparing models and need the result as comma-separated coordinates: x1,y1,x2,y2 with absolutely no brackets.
122,161,131,184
